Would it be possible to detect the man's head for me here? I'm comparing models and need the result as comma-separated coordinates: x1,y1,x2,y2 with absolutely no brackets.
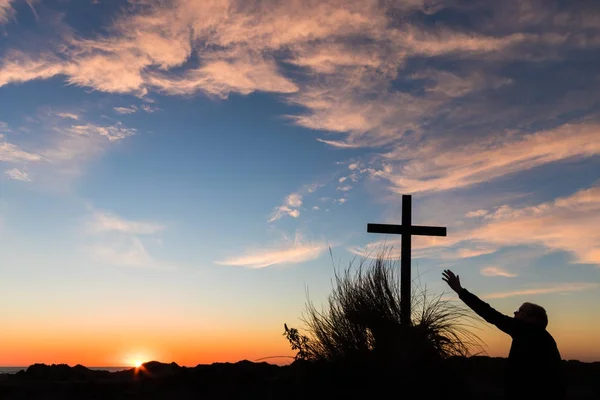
514,302,548,328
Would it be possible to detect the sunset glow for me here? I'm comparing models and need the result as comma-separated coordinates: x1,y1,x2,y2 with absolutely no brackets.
0,0,599,368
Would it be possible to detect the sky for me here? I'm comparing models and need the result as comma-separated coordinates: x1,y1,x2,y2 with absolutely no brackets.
0,0,599,367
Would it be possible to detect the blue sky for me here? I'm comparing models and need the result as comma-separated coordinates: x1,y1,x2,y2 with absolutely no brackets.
1,0,599,365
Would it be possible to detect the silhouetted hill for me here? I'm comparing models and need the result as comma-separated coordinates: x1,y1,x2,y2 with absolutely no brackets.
13,363,112,381
0,356,597,399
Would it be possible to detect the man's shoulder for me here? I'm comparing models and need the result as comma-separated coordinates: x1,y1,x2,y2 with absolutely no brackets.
511,321,552,338
542,329,559,345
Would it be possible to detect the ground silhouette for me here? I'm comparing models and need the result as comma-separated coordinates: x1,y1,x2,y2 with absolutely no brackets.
0,358,598,399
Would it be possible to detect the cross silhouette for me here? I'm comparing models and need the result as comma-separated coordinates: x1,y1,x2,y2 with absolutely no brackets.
367,195,447,326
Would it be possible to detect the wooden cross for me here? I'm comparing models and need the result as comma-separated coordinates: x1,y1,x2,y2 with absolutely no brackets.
367,195,447,326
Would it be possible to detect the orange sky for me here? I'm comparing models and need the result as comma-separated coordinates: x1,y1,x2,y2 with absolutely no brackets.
2,316,599,367
0,327,294,367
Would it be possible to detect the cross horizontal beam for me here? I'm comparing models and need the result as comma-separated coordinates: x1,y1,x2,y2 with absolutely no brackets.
367,223,447,237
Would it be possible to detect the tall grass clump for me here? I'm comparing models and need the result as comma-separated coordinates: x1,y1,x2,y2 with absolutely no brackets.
284,247,485,366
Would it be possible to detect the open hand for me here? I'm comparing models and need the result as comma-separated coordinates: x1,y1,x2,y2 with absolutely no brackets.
442,269,463,294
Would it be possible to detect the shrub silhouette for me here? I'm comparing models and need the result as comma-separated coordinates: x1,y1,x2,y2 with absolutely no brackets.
284,248,485,365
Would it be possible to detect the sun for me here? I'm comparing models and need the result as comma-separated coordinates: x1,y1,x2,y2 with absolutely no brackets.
124,352,151,369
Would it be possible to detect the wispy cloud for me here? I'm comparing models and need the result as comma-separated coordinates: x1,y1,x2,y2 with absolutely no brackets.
482,283,599,299
85,209,170,269
140,104,158,113
4,167,32,182
147,58,298,98
113,106,137,115
66,123,135,142
268,192,303,222
215,234,327,268
0,133,43,163
0,116,136,188
88,237,172,270
1,1,597,191
375,122,600,194
444,245,500,260
0,51,67,88
349,236,454,261
355,184,600,266
480,266,517,278
41,122,134,166
0,0,15,24
87,211,165,235
2,1,587,111
307,183,324,193
56,112,80,120
466,210,489,218
464,185,600,265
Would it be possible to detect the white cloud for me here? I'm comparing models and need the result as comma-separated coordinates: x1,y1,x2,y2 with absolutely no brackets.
349,236,452,261
148,58,298,97
88,211,165,235
286,209,298,218
0,51,67,88
268,205,300,222
412,68,512,98
0,116,137,190
286,193,302,207
453,246,498,259
355,184,600,266
56,112,80,120
464,186,600,265
337,185,353,192
0,2,594,190
482,283,599,299
0,0,541,107
4,167,32,182
113,106,137,114
66,123,136,142
316,139,364,149
306,183,323,193
0,0,15,24
215,235,327,268
28,121,136,186
268,192,303,222
377,122,600,194
89,237,172,270
85,209,170,269
480,266,517,278
0,134,43,163
140,104,159,113
466,209,489,218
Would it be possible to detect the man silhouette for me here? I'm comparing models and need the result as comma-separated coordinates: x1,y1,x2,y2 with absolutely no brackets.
442,269,566,400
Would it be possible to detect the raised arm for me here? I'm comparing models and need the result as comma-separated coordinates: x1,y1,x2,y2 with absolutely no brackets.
442,270,518,336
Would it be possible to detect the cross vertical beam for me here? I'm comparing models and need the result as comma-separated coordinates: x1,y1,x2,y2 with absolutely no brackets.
367,195,447,326
400,195,412,326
